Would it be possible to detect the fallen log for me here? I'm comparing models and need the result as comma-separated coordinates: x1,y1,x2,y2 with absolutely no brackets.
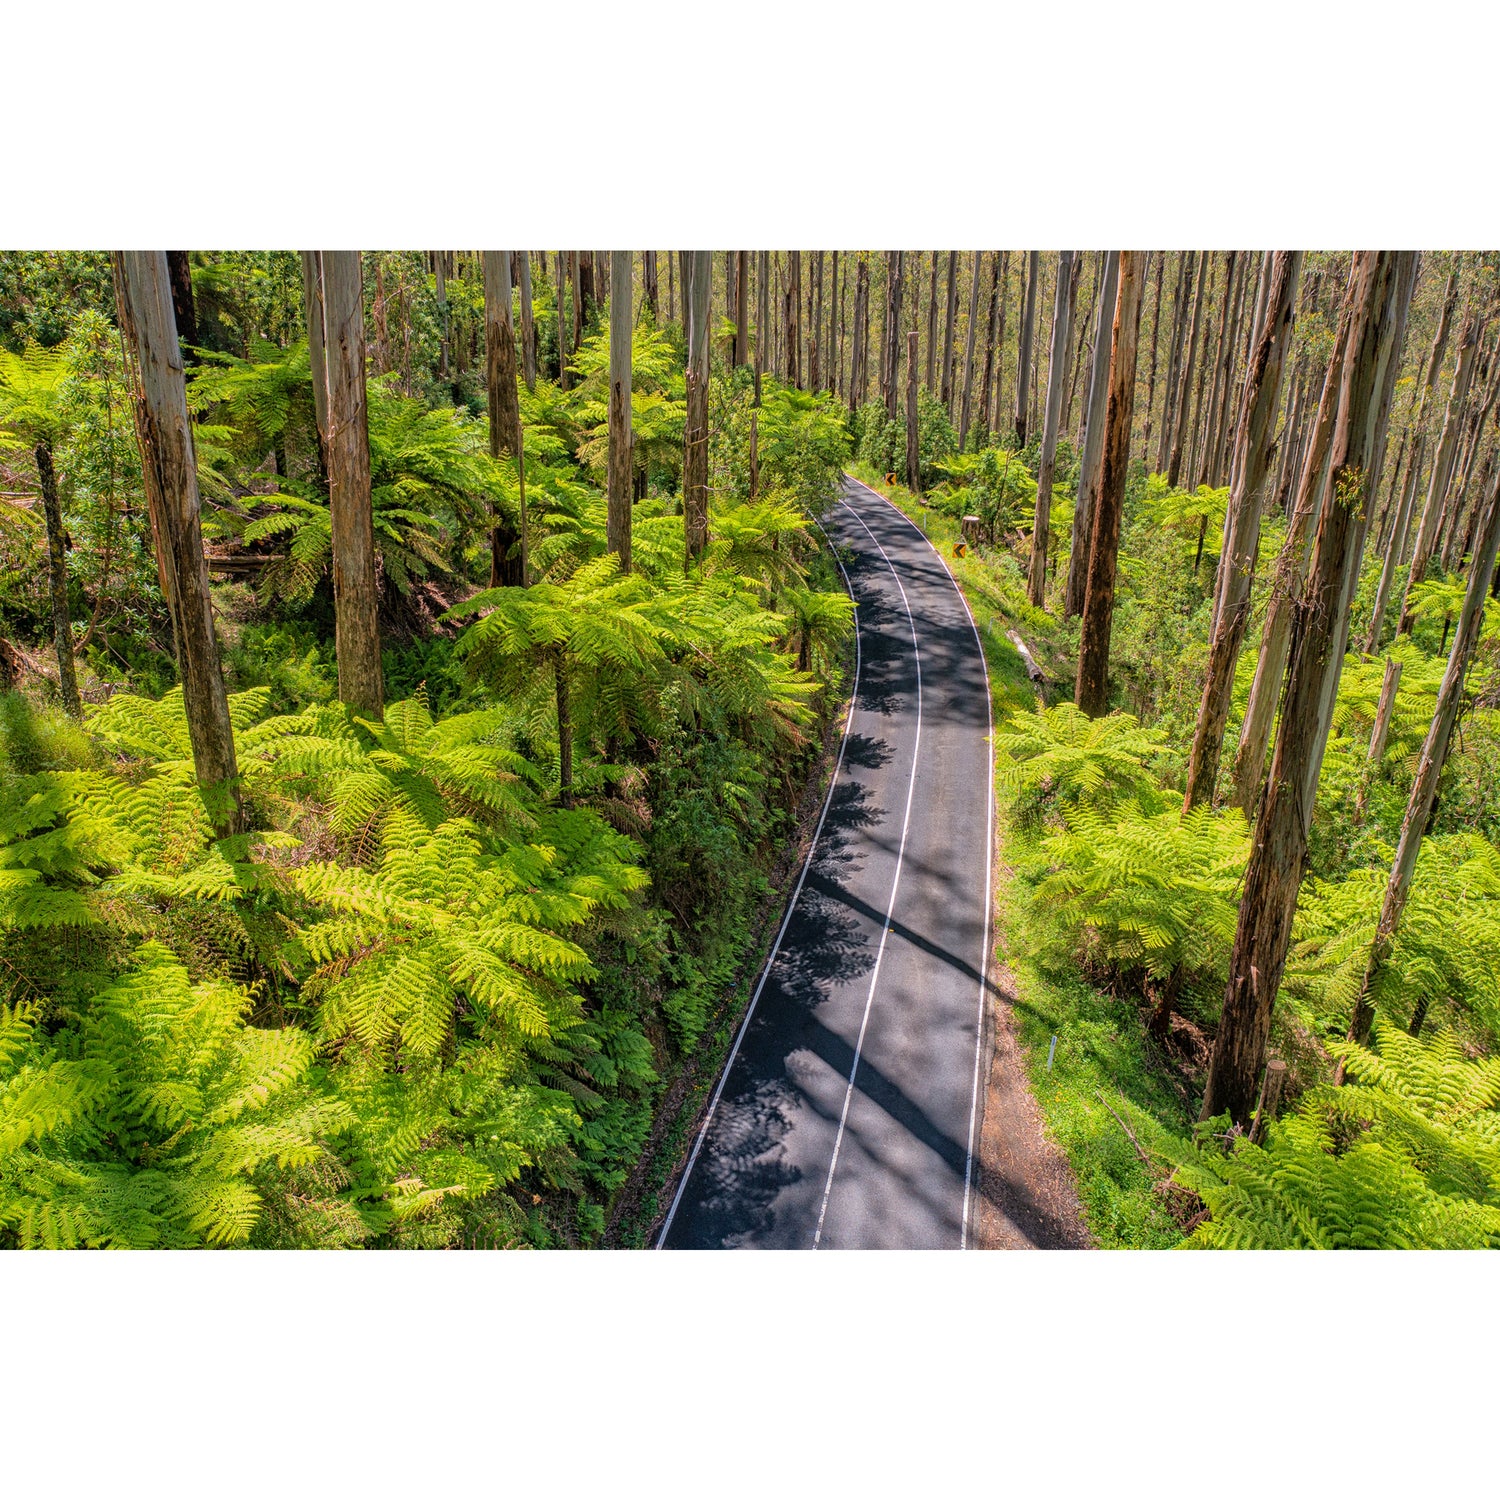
1006,629,1046,685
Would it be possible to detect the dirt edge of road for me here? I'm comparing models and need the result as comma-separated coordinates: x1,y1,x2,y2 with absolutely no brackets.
972,853,1092,1250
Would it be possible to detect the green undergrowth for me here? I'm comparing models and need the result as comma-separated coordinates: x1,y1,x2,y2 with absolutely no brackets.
852,464,1198,1248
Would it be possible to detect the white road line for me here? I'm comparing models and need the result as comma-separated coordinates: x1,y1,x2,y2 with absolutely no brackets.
655,520,862,1250
811,492,924,1249
842,473,996,1251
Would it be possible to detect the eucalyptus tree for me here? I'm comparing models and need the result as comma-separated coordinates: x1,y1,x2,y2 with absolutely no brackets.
906,330,920,492
1167,251,1208,486
166,251,198,364
1140,252,1166,463
1075,250,1145,717
941,250,960,409
1231,270,1355,812
1013,250,1040,446
1343,468,1500,1058
684,250,711,562
1028,251,1077,607
308,251,383,720
112,250,246,833
734,251,749,369
849,256,869,413
1183,252,1301,811
925,253,939,390
1156,251,1193,473
483,251,527,587
1203,251,1412,1126
1065,251,1119,618
643,251,659,322
517,252,537,391
979,251,1003,443
787,251,802,389
882,251,905,419
959,250,982,446
755,250,769,407
555,251,572,390
1399,305,1481,633
607,250,634,573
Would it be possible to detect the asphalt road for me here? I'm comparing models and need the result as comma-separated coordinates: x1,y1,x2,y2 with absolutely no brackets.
658,475,994,1250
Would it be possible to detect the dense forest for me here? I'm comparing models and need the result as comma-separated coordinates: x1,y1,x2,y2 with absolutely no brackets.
2,247,1498,1249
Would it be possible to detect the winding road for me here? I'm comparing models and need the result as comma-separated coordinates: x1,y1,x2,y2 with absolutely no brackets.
658,475,995,1250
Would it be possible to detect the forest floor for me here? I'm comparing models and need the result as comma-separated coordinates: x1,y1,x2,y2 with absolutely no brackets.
854,466,1201,1250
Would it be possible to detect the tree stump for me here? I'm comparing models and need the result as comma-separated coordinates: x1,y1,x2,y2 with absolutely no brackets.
961,515,984,547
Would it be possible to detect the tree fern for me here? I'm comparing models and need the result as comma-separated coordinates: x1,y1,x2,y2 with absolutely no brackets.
0,943,346,1248
1033,800,1248,992
1286,833,1500,1040
1178,1021,1500,1249
996,702,1168,831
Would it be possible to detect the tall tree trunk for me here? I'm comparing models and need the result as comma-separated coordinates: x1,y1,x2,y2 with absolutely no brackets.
856,257,872,410
1366,656,1404,767
1075,251,1146,716
882,251,905,419
749,410,760,500
1364,428,1423,653
1232,273,1355,812
571,251,584,355
832,251,843,396
556,251,572,391
925,252,940,391
434,252,450,382
787,250,803,390
483,252,527,588
683,250,711,562
1440,333,1500,570
1013,251,1040,447
1141,250,1166,468
941,249,960,409
993,250,1011,436
1168,251,1209,487
1183,252,1302,810
1399,308,1481,631
755,250,769,406
1343,465,1500,1056
607,250,633,573
1186,255,1222,488
959,250,983,447
112,250,246,835
733,249,749,369
517,252,537,391
906,330,921,492
577,251,597,332
809,251,823,391
1065,251,1120,617
979,251,1002,443
1157,252,1192,474
1272,365,1306,514
1203,251,1410,1126
313,252,384,721
165,251,198,365
33,442,81,717
1203,251,1242,487
644,250,659,322
1029,251,1077,607
300,251,330,485
1066,253,1098,440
